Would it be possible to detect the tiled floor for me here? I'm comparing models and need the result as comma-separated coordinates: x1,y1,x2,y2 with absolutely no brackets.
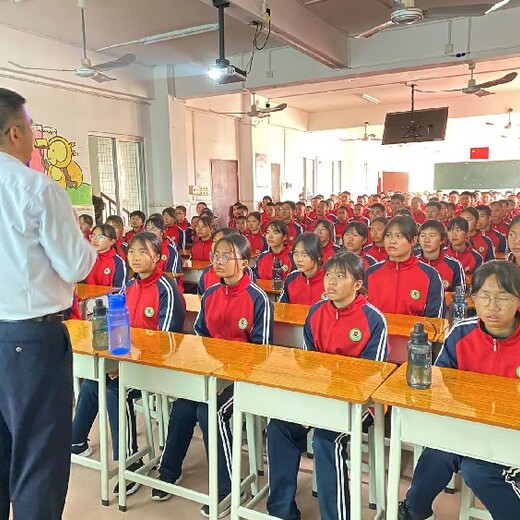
55,417,464,520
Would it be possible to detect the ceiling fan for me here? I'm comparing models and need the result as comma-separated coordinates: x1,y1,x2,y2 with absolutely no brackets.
9,0,135,82
356,0,511,39
416,62,517,97
340,122,382,142
219,97,288,118
485,108,518,128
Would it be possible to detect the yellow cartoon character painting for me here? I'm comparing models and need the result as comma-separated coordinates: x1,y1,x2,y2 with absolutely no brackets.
30,124,92,206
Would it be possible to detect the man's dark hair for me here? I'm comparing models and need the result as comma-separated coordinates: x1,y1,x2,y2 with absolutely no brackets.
129,210,146,221
79,214,93,227
0,88,26,145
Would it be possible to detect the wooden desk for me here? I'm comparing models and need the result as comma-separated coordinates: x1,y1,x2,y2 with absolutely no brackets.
179,248,191,258
253,278,282,301
183,259,210,284
66,320,118,505
75,284,116,319
214,345,396,520
445,292,475,308
372,364,520,518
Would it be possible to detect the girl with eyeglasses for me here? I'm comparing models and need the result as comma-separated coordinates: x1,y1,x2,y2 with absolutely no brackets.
154,235,273,516
365,216,444,318
279,233,325,305
84,224,127,287
398,260,520,520
268,252,388,520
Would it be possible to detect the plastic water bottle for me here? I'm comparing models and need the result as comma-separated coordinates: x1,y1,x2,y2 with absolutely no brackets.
449,285,468,329
406,323,432,389
107,293,131,356
91,298,108,351
272,257,283,290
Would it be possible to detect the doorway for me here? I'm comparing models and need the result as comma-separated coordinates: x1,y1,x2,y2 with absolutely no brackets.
210,159,239,228
271,163,281,202
382,171,410,193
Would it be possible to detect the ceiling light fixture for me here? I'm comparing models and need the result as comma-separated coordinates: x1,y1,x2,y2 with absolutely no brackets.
486,0,511,15
361,93,381,105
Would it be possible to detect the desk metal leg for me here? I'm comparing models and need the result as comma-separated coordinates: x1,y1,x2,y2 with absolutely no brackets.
387,407,402,519
373,403,386,514
208,376,219,520
350,404,363,520
231,396,243,520
118,363,127,512
98,357,110,506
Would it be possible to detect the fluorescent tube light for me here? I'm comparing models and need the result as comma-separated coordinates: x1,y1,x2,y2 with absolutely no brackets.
361,93,381,105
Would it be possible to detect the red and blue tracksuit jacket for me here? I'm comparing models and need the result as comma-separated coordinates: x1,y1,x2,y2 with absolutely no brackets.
296,216,313,231
279,268,325,305
158,239,183,277
436,316,520,378
191,238,212,261
492,220,509,236
303,294,388,361
482,228,507,253
165,224,186,249
348,216,371,226
84,249,128,287
365,256,444,318
285,220,303,245
197,265,255,296
508,252,519,265
245,231,267,257
124,226,144,243
322,240,342,264
445,244,483,275
254,247,294,281
469,231,495,262
411,210,426,225
125,267,185,332
364,244,387,263
334,220,349,242
194,273,273,344
418,251,465,292
358,250,377,270
178,218,189,231
114,238,127,262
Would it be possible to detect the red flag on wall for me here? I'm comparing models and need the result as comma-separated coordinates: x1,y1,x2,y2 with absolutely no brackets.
470,147,489,160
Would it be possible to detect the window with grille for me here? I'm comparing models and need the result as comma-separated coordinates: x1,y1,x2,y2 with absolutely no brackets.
89,135,146,224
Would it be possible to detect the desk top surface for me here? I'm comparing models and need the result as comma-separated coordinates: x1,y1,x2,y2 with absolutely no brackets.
183,260,210,271
255,278,282,295
66,320,99,356
372,364,520,431
214,344,396,403
75,284,114,301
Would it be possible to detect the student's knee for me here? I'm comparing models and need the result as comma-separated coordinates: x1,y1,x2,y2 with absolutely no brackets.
78,379,99,399
460,458,498,495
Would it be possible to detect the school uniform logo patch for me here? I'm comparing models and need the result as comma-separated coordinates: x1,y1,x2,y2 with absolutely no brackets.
238,317,249,330
410,289,421,300
255,249,260,255
516,366,520,378
321,292,328,301
442,280,450,289
478,246,485,253
282,264,289,272
144,307,155,318
349,328,362,342
104,267,111,275
464,266,470,272
161,254,168,261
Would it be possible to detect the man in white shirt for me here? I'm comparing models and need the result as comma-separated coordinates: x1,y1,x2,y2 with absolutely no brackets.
0,88,96,520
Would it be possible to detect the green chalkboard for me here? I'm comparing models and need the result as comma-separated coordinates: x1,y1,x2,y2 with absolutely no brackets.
434,161,520,190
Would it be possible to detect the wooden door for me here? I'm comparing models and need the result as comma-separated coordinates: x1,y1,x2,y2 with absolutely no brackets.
210,159,239,229
271,163,281,202
382,171,409,193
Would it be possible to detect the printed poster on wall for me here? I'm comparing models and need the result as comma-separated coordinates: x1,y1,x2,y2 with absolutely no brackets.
255,153,269,189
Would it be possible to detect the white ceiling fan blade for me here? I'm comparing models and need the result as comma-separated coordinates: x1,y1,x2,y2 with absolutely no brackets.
425,4,495,20
355,20,395,39
8,61,76,72
92,54,135,71
474,89,494,97
415,86,463,93
90,73,116,83
474,71,517,90
486,0,512,14
260,103,288,114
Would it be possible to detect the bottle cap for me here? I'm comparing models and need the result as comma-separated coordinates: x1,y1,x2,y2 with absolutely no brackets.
92,298,107,316
453,285,465,301
108,292,126,310
410,322,428,343
273,257,281,268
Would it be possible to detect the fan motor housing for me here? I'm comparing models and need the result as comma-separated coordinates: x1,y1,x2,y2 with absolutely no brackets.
391,8,423,25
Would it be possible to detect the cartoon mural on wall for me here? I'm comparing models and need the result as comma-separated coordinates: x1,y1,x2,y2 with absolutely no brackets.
30,124,92,206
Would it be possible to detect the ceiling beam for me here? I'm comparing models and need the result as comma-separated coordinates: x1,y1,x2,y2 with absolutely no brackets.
198,0,350,68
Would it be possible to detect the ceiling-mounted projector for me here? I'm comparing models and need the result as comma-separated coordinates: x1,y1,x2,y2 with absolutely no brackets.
208,58,247,84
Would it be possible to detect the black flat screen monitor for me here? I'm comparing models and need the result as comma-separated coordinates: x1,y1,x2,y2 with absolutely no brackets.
382,107,449,145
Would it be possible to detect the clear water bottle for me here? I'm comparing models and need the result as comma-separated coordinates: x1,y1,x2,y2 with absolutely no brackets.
272,257,283,290
107,293,131,356
449,285,468,329
92,298,108,351
406,323,432,389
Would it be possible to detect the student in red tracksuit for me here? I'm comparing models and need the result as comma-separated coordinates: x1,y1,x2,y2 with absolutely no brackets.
79,213,93,241
364,217,388,262
418,220,465,292
334,205,350,244
124,210,145,243
191,215,213,262
342,221,376,270
261,202,276,233
445,217,483,275
106,215,127,262
245,211,267,257
490,201,510,235
398,261,520,520
154,235,273,517
144,215,184,292
313,219,341,264
461,207,495,262
72,232,185,496
162,206,186,249
280,201,304,244
268,252,389,520
197,227,240,296
348,203,371,226
507,215,520,267
365,216,444,318
279,233,325,305
254,220,294,281
477,205,508,253
85,224,128,287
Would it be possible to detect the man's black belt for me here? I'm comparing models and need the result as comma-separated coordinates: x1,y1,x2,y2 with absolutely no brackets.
0,312,65,324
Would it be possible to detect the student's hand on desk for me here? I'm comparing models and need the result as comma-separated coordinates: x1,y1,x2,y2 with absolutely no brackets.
108,369,119,380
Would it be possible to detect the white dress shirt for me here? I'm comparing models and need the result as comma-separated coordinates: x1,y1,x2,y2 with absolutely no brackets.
0,151,97,319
